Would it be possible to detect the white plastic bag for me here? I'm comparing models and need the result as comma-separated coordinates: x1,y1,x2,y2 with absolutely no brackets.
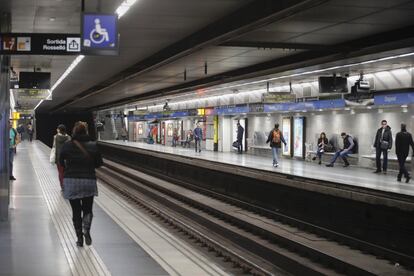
50,136,56,164
50,147,56,164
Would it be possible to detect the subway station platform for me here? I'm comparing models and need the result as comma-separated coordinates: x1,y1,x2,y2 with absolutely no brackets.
102,140,414,198
0,141,230,276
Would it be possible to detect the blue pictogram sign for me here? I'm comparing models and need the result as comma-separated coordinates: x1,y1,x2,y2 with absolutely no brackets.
82,13,118,55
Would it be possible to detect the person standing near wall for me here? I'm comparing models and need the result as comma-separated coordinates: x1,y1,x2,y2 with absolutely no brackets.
9,120,18,180
59,122,103,247
51,124,71,190
395,123,414,183
266,123,287,167
237,122,244,154
373,120,393,174
194,123,203,153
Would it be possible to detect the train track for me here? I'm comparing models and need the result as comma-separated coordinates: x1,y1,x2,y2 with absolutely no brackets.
97,159,413,276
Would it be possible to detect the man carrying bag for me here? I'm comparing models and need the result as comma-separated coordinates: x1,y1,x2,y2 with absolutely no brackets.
373,120,393,174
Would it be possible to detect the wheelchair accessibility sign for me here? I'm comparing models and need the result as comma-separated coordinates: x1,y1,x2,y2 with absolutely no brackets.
82,13,118,55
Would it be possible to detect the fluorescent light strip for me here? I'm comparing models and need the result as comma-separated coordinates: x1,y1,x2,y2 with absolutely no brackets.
126,53,414,111
51,55,85,92
36,0,138,111
34,55,84,111
10,89,15,111
203,52,414,94
116,0,137,18
133,65,413,112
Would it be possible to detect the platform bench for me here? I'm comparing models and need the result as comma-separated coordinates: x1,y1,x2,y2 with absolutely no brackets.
308,150,359,165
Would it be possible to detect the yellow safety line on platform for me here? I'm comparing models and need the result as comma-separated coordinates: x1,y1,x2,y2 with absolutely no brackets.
29,143,111,276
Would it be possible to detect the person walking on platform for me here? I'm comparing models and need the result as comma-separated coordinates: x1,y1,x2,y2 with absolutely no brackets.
194,123,203,152
326,132,354,167
266,123,287,167
27,123,34,142
312,132,329,165
395,123,414,183
60,122,103,247
237,122,244,154
51,124,71,190
373,120,393,174
9,120,18,180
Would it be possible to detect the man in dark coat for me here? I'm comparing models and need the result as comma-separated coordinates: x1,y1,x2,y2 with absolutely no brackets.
373,120,393,174
395,123,414,183
236,122,244,154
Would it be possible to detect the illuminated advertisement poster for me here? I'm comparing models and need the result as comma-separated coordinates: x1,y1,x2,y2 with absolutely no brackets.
138,124,143,135
282,117,291,156
293,117,306,158
167,123,173,137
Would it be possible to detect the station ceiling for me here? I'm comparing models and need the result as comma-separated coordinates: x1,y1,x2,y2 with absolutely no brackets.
6,0,414,113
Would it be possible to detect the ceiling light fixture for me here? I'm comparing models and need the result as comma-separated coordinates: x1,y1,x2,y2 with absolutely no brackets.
116,0,137,18
36,1,138,111
34,89,53,111
34,55,84,111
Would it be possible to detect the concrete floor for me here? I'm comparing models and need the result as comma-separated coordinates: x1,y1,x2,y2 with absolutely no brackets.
0,142,168,276
0,141,232,276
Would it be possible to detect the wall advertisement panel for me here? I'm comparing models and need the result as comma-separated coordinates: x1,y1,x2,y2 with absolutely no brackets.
282,117,292,156
293,117,306,158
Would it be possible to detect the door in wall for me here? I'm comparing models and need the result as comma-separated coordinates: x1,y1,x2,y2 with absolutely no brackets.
232,118,246,151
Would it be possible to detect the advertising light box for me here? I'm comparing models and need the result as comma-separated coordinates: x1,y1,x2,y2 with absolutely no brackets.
293,117,306,159
282,117,292,157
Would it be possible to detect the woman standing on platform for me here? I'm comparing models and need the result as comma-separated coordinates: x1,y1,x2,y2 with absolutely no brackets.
59,121,103,247
51,124,71,190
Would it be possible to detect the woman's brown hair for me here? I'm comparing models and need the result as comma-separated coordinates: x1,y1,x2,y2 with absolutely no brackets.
72,121,88,136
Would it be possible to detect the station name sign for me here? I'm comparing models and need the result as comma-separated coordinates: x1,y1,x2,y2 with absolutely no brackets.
0,33,81,55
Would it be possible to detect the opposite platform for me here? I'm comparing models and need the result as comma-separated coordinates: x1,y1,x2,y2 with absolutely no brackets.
101,140,414,198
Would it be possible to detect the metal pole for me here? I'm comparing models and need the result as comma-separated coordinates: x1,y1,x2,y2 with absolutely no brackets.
0,11,11,221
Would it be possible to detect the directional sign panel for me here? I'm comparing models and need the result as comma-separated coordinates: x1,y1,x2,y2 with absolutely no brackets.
82,13,119,55
0,33,81,55
12,89,51,100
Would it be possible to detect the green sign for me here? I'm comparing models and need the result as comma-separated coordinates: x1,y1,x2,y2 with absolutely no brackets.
262,93,296,103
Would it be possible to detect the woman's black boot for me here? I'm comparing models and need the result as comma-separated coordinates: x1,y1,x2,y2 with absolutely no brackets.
76,229,84,247
83,213,93,246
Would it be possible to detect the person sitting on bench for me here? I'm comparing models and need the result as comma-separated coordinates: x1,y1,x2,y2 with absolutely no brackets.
312,132,328,165
183,130,193,148
326,132,354,168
